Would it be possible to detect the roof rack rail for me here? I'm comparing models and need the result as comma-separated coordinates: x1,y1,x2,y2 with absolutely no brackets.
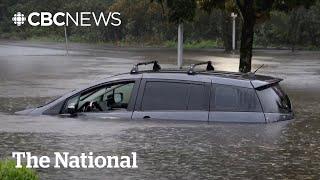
187,61,214,75
130,60,161,74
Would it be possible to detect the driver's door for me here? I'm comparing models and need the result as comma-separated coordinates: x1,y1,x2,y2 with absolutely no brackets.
61,79,140,120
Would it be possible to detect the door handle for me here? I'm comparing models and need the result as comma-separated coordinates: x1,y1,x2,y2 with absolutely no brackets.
143,116,151,119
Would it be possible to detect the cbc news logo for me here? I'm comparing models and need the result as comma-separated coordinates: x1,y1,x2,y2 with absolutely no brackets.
12,12,26,26
11,11,121,27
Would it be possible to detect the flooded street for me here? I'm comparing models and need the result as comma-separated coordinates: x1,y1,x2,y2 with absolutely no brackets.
0,41,319,179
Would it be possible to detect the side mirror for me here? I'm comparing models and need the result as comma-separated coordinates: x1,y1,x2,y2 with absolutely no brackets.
114,93,123,103
67,103,77,115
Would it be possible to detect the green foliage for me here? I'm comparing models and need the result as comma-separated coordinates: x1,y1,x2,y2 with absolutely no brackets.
0,0,320,49
166,0,197,24
185,39,223,48
0,160,39,180
28,35,65,42
255,1,320,49
273,0,317,11
164,40,176,47
199,0,237,15
152,0,197,24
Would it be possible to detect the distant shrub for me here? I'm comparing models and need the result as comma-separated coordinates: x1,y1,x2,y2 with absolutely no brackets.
164,40,222,49
0,160,39,180
28,35,65,43
164,40,176,48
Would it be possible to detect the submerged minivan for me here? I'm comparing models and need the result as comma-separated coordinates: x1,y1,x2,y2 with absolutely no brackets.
16,61,293,123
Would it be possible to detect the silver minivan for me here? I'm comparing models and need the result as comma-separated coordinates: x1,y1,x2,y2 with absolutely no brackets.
16,61,293,123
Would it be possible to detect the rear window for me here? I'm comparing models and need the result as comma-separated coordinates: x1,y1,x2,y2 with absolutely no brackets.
256,84,292,113
211,84,262,112
141,81,209,111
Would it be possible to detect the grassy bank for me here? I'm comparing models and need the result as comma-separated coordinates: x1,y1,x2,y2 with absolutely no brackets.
0,32,224,49
0,160,39,180
12,36,224,49
1,33,319,50
164,40,223,49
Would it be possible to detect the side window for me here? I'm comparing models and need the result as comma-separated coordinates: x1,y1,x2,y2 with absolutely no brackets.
141,81,189,111
103,83,134,107
211,84,262,112
78,86,107,111
188,84,209,111
61,81,135,113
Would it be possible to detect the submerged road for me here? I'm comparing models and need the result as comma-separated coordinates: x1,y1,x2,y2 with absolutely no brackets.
0,41,319,179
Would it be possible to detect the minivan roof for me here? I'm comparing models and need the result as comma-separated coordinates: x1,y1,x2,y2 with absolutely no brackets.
126,60,283,86
104,60,284,89
137,69,282,82
135,69,268,80
107,69,283,89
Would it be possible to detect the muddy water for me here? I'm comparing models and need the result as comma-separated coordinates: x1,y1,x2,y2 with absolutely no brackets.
0,41,319,179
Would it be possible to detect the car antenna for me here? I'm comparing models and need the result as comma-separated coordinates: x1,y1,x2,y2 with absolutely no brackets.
247,64,264,79
253,64,264,74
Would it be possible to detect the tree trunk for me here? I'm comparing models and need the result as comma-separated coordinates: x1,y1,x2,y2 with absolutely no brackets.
289,10,298,52
177,23,184,69
222,11,232,52
239,1,255,73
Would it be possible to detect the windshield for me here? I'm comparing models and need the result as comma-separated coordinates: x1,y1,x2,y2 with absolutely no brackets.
37,95,62,108
37,89,76,108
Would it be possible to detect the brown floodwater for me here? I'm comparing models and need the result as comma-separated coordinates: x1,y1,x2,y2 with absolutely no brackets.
0,41,319,179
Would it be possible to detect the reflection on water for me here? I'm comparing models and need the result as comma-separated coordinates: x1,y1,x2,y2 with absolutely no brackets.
0,42,319,179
